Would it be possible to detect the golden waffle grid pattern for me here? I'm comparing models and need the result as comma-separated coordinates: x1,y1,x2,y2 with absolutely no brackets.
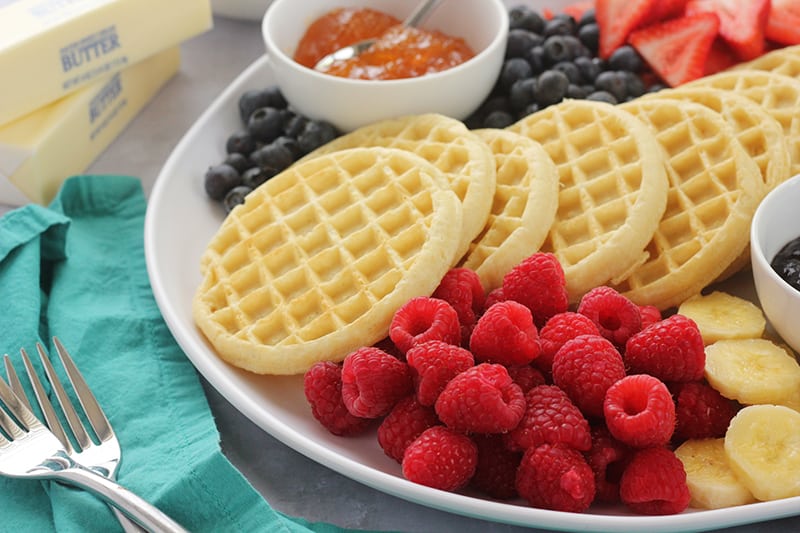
195,148,461,374
687,70,800,176
736,45,800,79
463,129,559,290
305,114,496,259
615,99,764,309
508,100,668,299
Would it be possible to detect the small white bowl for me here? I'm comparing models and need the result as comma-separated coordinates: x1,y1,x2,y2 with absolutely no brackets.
261,0,508,132
751,173,800,353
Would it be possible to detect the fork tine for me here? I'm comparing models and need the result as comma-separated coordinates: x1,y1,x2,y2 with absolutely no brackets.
0,376,36,440
35,342,93,451
52,337,113,442
17,348,74,452
3,354,32,412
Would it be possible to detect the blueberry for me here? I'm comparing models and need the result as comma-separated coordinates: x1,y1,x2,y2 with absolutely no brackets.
297,120,339,154
483,110,515,128
250,142,294,173
283,114,308,138
586,90,618,104
223,152,252,174
223,185,253,214
578,8,596,27
544,14,577,37
225,130,256,155
523,46,547,75
241,166,277,189
608,45,644,72
543,36,572,65
620,71,646,98
566,84,590,99
577,23,599,54
594,71,628,102
508,6,546,34
499,57,533,91
553,61,583,84
575,56,601,83
535,69,570,107
273,135,303,159
247,106,283,143
647,83,669,94
519,102,540,120
509,77,538,112
238,86,287,123
477,95,513,116
204,163,241,201
506,29,544,59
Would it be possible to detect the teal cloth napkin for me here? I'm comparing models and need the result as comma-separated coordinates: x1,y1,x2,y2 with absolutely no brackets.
0,175,347,532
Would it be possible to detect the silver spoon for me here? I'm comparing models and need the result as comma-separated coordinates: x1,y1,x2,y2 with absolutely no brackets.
313,0,443,71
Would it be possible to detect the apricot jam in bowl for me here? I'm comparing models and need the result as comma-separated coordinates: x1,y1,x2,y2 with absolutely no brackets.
262,0,508,132
751,173,800,354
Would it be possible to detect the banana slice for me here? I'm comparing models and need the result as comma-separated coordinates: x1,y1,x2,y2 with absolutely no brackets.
724,404,800,501
677,291,766,345
704,338,800,405
675,438,755,509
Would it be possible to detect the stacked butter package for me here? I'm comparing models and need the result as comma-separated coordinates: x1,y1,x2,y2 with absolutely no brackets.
0,0,213,205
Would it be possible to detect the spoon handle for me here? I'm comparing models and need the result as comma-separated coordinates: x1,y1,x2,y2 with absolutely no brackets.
404,0,443,28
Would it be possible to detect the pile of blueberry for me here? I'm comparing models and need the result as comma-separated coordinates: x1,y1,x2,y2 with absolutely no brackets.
203,86,340,213
465,6,661,129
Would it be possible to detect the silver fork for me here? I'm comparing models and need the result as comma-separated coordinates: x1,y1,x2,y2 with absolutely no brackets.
4,339,142,532
0,343,188,533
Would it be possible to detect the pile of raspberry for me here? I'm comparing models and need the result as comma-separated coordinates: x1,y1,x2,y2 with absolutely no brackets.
303,253,740,514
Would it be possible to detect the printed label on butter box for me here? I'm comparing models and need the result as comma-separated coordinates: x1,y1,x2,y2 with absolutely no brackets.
89,72,126,140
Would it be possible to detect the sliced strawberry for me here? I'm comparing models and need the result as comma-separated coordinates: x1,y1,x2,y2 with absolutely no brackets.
685,0,770,60
645,0,688,23
628,12,720,87
703,38,739,76
766,0,800,45
596,0,658,58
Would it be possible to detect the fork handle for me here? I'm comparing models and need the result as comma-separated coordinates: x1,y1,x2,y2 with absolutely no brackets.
54,467,189,533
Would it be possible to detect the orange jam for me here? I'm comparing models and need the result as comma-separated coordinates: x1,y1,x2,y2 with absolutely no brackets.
293,7,476,81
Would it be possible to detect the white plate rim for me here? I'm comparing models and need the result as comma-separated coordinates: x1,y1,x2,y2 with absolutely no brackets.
143,53,800,533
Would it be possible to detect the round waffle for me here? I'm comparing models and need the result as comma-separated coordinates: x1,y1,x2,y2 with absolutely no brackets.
461,128,560,291
303,113,496,261
614,98,765,310
507,99,669,302
734,45,800,80
641,86,791,280
194,147,463,375
685,69,800,176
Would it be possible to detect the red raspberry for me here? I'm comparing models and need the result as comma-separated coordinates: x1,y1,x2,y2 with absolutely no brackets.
516,443,596,512
505,385,591,452
371,336,403,359
470,434,522,500
620,447,690,515
469,301,541,366
405,340,474,406
303,361,372,436
402,426,477,491
389,297,461,354
483,287,506,311
432,267,486,344
507,364,546,393
586,425,631,504
341,347,412,418
577,286,642,348
377,395,440,463
638,305,662,330
624,314,705,382
673,381,740,442
537,312,600,376
435,363,525,434
502,252,569,327
552,334,626,419
603,374,676,448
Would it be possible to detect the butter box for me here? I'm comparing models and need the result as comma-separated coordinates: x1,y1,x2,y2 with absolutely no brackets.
0,46,180,205
0,0,212,126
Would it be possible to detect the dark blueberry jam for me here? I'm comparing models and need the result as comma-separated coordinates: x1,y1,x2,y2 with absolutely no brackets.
770,236,800,291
